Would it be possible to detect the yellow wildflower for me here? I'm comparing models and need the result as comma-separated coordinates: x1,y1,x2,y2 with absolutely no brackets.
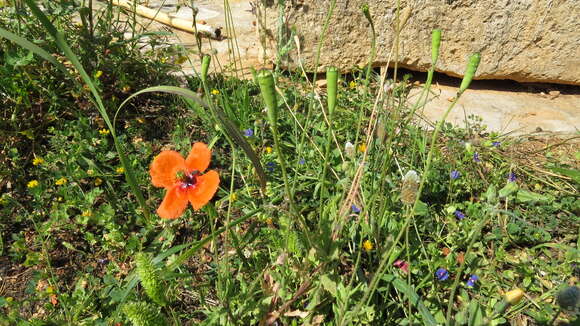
363,240,373,252
505,288,525,305
27,180,39,188
230,193,237,202
82,210,93,217
57,196,63,202
265,217,273,226
265,147,273,154
94,178,103,186
55,177,68,186
87,169,94,176
116,167,125,174
121,85,131,93
32,157,44,166
349,81,357,89
211,89,220,95
99,129,110,135
358,143,367,153
94,70,103,79
136,117,145,124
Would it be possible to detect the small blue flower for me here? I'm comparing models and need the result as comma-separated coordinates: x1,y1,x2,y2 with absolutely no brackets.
298,158,305,165
436,268,449,281
473,152,481,162
450,170,461,180
243,128,254,137
508,172,516,182
492,141,501,147
466,274,479,287
266,162,276,172
351,204,361,214
454,210,466,220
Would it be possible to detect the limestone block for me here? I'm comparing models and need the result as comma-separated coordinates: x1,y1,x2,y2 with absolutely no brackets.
262,0,580,85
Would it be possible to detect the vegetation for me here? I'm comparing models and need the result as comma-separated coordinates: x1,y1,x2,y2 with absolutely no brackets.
0,1,578,325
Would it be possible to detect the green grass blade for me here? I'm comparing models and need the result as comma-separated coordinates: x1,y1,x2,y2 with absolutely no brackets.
23,0,150,222
116,86,267,191
385,274,438,326
0,27,70,77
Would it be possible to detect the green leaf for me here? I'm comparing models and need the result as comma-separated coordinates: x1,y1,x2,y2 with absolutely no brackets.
0,27,69,77
498,182,518,198
550,167,580,184
414,200,429,216
320,274,337,297
384,274,438,326
516,190,549,203
467,300,485,326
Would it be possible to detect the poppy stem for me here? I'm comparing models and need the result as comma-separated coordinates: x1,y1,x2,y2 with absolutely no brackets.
257,70,313,245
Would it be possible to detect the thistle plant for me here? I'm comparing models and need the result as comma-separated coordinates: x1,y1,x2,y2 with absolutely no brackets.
135,253,167,307
123,301,168,326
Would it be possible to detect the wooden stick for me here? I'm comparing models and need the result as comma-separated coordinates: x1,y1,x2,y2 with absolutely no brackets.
110,0,220,38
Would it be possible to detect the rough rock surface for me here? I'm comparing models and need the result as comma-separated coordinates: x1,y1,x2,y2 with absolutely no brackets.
262,0,580,85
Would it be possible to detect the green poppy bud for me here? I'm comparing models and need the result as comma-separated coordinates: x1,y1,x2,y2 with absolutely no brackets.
459,53,481,93
326,66,339,118
257,70,278,125
431,29,442,65
201,55,211,83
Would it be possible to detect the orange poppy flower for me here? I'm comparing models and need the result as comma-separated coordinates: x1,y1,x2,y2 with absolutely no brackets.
150,142,220,219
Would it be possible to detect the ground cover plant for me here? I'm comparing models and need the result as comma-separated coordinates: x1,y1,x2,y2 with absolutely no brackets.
1,1,579,325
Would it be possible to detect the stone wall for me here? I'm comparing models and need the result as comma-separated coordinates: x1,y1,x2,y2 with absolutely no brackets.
262,0,580,85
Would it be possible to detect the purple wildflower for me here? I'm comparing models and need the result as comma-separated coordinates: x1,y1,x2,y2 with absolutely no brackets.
266,162,276,172
298,158,305,165
243,128,254,137
436,268,449,281
466,274,479,287
351,204,361,214
450,170,461,180
473,152,481,162
454,210,466,220
508,172,516,182
492,141,501,147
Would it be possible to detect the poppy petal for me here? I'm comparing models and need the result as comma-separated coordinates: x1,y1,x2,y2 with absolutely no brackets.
150,151,186,188
157,186,189,219
188,170,220,210
185,142,211,173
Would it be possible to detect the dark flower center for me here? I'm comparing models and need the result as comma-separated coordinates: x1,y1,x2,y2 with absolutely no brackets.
178,170,199,189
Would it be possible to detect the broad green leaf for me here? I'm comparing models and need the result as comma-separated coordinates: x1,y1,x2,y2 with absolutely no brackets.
516,190,549,203
383,274,438,326
498,182,518,198
550,167,580,184
320,274,337,297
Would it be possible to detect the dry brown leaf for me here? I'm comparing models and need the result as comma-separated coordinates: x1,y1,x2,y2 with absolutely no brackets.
284,310,309,318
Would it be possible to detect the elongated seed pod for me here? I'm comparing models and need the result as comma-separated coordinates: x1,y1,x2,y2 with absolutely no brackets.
326,66,339,118
257,70,278,125
123,301,168,326
431,29,442,65
459,53,481,93
361,4,371,22
201,55,211,83
135,253,167,306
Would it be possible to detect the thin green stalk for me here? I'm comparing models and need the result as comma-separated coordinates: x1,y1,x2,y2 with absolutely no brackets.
310,0,336,83
319,67,338,212
361,4,376,88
